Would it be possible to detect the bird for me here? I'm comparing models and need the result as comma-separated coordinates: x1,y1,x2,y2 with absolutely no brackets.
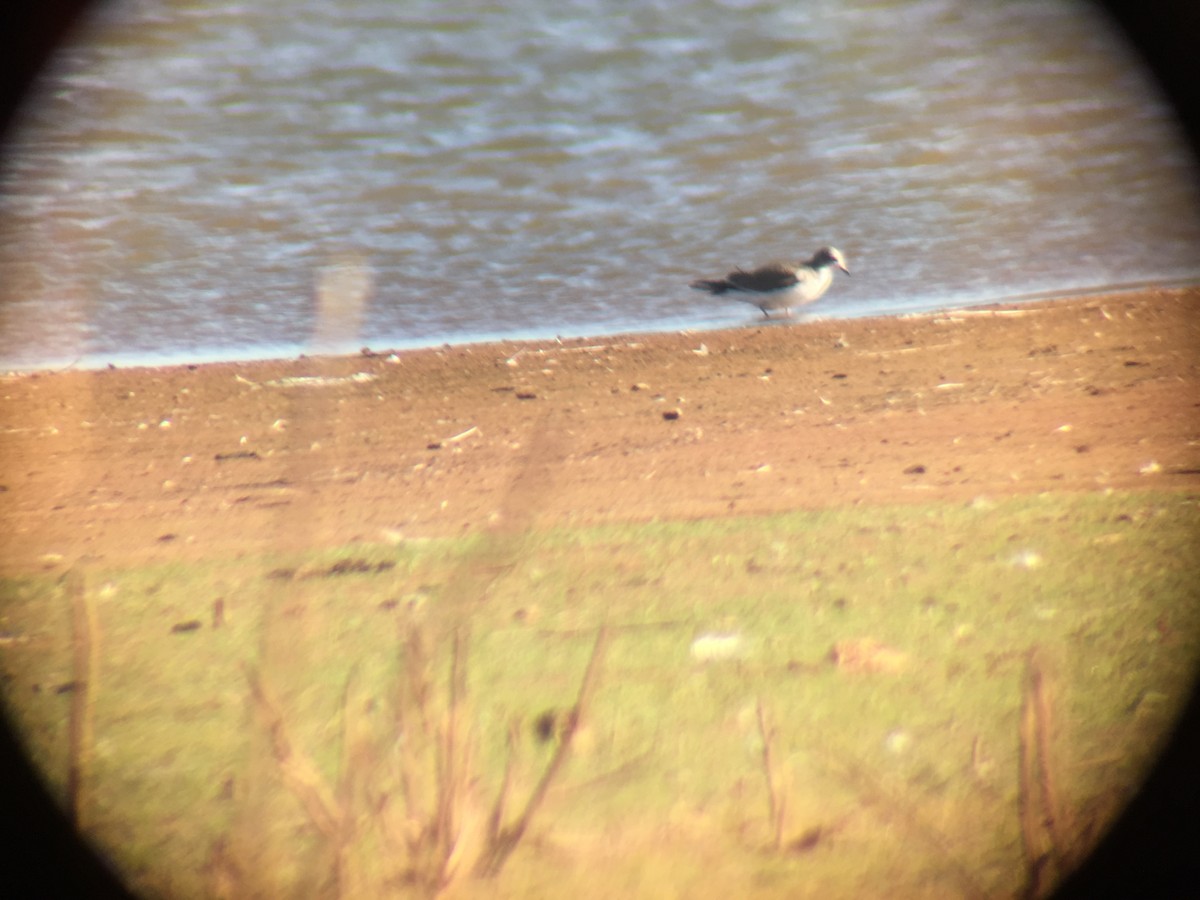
690,246,849,318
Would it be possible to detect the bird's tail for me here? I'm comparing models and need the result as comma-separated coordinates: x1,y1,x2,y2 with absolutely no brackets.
689,278,729,294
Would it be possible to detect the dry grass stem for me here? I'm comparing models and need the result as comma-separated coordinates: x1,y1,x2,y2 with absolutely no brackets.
65,568,98,830
756,697,787,850
822,745,989,900
1019,646,1072,898
243,664,345,843
475,625,610,878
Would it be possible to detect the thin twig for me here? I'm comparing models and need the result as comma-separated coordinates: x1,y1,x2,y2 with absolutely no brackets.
1019,647,1069,898
394,620,436,858
485,719,521,847
243,664,344,841
1031,651,1067,862
756,697,786,850
475,626,610,878
336,664,361,816
434,626,470,883
1019,676,1048,898
440,425,479,445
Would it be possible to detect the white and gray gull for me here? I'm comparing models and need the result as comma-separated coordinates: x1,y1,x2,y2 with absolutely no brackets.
690,246,849,318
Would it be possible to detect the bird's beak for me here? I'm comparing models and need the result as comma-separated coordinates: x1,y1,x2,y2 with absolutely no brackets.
838,263,850,275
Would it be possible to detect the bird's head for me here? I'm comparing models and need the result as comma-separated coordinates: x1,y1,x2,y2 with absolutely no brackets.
813,246,849,275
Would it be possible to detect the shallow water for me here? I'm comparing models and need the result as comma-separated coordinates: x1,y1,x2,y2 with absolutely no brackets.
1,0,1198,369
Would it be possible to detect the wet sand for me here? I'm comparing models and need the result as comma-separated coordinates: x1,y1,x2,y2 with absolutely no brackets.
1,287,1197,571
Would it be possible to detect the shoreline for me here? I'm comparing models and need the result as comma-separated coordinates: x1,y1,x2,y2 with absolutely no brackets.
1,287,1197,571
6,279,1200,377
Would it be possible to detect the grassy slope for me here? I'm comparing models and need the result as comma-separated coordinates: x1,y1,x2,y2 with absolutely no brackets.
1,490,1198,898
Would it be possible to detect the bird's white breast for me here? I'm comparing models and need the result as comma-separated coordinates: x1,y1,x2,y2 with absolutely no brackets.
795,266,834,301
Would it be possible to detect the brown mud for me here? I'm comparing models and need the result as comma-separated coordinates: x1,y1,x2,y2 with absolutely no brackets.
2,288,1197,571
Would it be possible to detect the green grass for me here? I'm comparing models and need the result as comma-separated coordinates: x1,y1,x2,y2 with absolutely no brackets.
1,490,1198,898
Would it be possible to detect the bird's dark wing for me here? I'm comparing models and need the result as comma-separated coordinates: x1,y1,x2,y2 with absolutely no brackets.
724,263,798,292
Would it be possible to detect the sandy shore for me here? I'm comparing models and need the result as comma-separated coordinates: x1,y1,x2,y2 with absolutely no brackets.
1,287,1197,572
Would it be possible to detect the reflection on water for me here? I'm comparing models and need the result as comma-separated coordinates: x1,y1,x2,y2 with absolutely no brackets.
1,0,1198,368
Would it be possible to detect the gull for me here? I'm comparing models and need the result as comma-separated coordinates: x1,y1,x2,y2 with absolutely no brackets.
690,246,849,318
